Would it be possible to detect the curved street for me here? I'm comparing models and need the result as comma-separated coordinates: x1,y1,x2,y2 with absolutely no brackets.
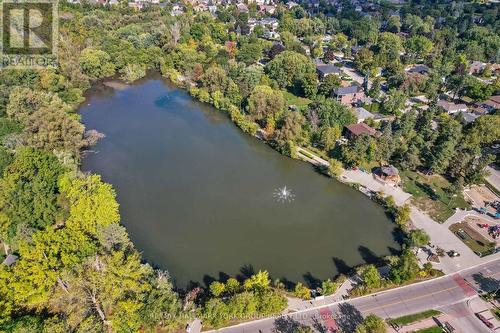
208,258,500,333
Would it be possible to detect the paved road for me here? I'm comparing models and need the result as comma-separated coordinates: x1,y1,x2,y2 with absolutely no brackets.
208,259,500,333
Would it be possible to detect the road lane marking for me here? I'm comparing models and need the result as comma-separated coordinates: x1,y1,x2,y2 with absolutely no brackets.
357,270,500,314
207,260,500,332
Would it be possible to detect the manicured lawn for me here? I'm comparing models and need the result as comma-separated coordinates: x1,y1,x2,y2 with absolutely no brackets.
388,309,441,326
414,326,444,333
449,222,496,256
283,91,311,110
401,170,470,223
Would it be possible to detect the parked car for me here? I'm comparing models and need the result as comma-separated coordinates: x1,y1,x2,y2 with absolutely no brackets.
447,250,460,257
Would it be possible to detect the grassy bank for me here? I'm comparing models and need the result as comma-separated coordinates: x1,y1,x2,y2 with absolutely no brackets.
401,170,470,222
388,309,441,326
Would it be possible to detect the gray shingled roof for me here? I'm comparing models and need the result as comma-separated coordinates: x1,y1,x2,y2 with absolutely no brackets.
354,107,374,120
316,64,341,75
2,254,18,266
334,85,361,95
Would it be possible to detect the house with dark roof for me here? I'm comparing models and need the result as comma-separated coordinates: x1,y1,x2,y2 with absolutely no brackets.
344,122,379,140
333,85,365,106
316,63,341,80
406,65,430,75
375,165,401,185
483,95,500,111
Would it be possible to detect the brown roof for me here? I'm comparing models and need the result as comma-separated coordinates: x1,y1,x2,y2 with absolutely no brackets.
345,123,378,137
484,96,500,109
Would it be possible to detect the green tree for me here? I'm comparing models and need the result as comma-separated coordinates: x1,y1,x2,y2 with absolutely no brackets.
362,265,382,289
327,159,343,178
354,48,374,74
24,106,85,155
293,282,311,300
243,271,270,291
341,134,377,167
383,89,407,115
0,148,63,242
265,51,315,88
390,249,420,284
318,74,341,96
78,48,115,79
248,85,285,125
406,229,430,248
237,42,263,65
202,298,230,328
225,278,240,294
321,279,337,296
356,314,387,333
405,35,434,60
313,99,356,128
320,125,342,151
210,281,226,297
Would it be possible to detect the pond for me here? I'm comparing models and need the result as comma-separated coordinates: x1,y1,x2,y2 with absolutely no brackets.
81,75,400,288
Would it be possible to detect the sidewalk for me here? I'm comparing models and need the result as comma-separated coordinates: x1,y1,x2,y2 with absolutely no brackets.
341,169,412,206
286,277,356,311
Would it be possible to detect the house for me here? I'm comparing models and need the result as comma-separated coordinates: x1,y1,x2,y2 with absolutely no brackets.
354,107,375,123
437,100,467,114
375,165,401,185
458,111,479,124
316,63,341,80
259,17,279,31
333,85,365,106
406,65,430,75
2,254,18,266
469,61,486,75
344,123,379,140
483,95,500,111
287,1,298,8
236,3,248,13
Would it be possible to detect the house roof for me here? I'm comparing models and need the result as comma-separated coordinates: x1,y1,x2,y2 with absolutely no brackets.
407,65,429,74
2,254,18,266
484,95,500,109
345,123,377,137
334,85,361,96
437,100,467,112
381,165,399,176
459,112,479,124
316,64,341,75
354,107,374,120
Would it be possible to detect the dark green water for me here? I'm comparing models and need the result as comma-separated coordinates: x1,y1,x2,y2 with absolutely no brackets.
81,76,399,287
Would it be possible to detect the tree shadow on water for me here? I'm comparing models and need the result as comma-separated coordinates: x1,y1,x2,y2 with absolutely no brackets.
202,274,217,288
303,272,322,289
358,246,383,266
239,264,255,280
472,272,500,293
336,303,363,333
332,257,354,275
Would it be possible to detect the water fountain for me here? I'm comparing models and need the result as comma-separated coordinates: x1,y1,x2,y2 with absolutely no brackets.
273,186,295,203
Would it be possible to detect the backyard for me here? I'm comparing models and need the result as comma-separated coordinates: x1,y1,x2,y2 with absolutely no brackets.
401,170,470,223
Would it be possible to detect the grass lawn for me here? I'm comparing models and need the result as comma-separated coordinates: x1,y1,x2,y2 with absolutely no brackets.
362,101,381,113
388,309,441,326
414,327,444,333
283,91,311,110
449,222,496,255
400,170,470,223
